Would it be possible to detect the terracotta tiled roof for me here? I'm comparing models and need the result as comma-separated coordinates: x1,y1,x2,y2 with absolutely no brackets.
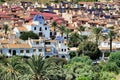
78,18,90,21
3,43,31,49
17,27,27,31
99,47,119,50
0,39,9,44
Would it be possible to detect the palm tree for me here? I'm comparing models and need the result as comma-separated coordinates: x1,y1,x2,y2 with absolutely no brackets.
3,24,9,34
108,30,116,52
0,56,27,80
93,27,102,46
64,28,71,45
51,21,57,39
25,55,46,80
78,26,85,35
69,32,80,47
59,25,66,37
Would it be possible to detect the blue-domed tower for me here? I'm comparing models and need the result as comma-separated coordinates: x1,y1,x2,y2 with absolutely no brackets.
33,14,45,25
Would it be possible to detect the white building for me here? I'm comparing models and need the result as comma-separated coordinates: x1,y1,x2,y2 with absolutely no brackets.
13,14,50,39
0,37,70,60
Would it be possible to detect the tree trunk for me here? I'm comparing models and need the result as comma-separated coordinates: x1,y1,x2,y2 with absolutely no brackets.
110,38,112,52
66,34,68,45
96,35,98,46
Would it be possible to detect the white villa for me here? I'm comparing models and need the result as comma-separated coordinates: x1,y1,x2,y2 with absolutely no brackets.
0,37,70,60
13,14,50,39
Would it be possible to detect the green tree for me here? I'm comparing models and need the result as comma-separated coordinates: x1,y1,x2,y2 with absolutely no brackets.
59,25,66,37
68,56,92,65
99,72,116,80
78,41,102,60
25,55,46,80
64,62,93,80
78,26,85,34
69,51,77,58
44,57,67,66
64,28,71,44
3,24,9,34
102,62,119,74
69,32,80,47
0,56,28,80
108,30,116,52
93,27,102,46
109,51,120,67
51,21,57,39
20,31,39,40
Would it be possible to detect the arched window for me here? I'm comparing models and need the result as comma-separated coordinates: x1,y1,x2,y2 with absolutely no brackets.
46,56,50,58
62,55,65,58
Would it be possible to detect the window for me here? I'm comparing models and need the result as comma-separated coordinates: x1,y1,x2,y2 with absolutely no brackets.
36,41,39,44
39,27,42,31
45,27,47,30
39,32,42,36
33,49,36,52
9,49,11,53
45,47,51,52
20,32,23,34
26,50,29,53
64,37,67,39
54,32,56,35
64,49,66,52
39,49,42,52
34,27,36,30
61,49,63,52
62,55,65,58
45,42,50,45
20,50,24,53
50,32,52,36
40,22,42,24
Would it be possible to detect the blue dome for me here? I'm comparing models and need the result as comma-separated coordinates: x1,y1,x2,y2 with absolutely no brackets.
33,14,44,21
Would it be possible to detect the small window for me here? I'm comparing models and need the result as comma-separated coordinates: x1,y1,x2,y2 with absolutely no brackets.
26,50,29,53
45,42,50,45
64,49,66,52
39,27,42,31
9,49,11,53
61,49,63,52
20,32,23,34
33,49,36,52
34,27,36,30
39,49,42,52
54,32,56,35
20,50,24,53
64,37,67,39
50,32,52,36
62,55,65,58
45,27,47,30
36,41,39,44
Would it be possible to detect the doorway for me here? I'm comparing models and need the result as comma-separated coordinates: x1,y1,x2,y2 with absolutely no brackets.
13,50,16,55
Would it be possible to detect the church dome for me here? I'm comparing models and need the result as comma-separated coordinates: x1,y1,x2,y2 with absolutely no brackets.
33,14,44,21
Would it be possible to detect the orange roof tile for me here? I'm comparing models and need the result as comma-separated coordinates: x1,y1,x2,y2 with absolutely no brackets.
17,27,27,31
99,47,118,50
0,39,9,44
3,43,31,49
